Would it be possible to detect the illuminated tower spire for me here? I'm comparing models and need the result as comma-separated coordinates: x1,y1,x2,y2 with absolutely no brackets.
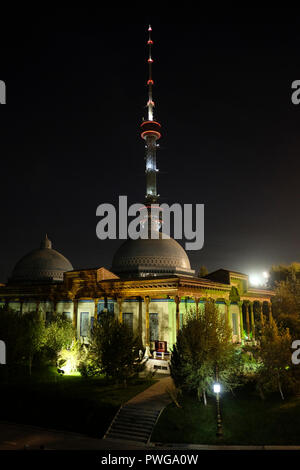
147,24,154,121
140,24,162,204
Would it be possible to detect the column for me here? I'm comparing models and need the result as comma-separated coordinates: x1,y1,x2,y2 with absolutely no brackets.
249,301,255,340
73,299,78,337
94,298,98,321
238,301,244,342
194,298,200,319
267,301,273,323
245,301,250,340
259,301,265,327
175,296,181,333
144,296,150,357
117,297,123,323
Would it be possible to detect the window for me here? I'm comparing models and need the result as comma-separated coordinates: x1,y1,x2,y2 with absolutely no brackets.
108,301,114,314
123,313,133,333
98,301,114,314
150,313,159,342
80,312,90,337
232,312,239,336
63,312,71,321
46,311,52,323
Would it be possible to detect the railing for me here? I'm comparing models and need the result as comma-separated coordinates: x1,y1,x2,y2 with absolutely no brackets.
151,351,171,360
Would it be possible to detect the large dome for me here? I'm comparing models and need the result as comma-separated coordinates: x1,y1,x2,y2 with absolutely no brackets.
112,232,195,278
10,235,73,283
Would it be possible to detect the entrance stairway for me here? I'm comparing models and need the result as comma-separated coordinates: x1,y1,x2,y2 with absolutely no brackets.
104,404,161,444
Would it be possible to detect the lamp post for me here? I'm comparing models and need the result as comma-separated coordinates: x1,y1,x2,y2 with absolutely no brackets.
213,382,223,437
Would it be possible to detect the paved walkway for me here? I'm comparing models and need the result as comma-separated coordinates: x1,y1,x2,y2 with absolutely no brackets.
103,376,173,443
126,376,173,410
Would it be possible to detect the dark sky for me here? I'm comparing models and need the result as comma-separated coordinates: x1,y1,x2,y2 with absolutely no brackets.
1,8,300,282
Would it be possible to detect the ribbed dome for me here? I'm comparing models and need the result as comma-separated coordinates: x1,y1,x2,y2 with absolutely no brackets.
112,232,194,278
11,235,73,283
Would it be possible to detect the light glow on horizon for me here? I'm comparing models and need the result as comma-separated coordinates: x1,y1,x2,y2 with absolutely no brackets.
249,271,269,287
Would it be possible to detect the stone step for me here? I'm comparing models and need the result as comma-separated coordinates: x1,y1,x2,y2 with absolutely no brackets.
123,404,160,413
119,409,159,420
110,425,149,438
106,431,148,443
117,412,158,422
117,414,158,425
105,404,161,444
113,419,154,430
120,407,159,417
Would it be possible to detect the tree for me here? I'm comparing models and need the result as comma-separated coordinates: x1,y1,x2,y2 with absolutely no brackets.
19,311,46,375
43,313,74,363
198,265,209,278
271,264,300,339
251,317,295,400
86,312,144,384
170,301,237,405
0,306,24,372
0,306,46,376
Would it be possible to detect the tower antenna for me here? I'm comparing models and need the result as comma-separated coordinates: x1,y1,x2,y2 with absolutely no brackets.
147,24,154,121
140,25,162,205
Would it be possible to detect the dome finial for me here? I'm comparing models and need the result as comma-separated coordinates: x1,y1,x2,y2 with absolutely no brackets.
41,233,52,249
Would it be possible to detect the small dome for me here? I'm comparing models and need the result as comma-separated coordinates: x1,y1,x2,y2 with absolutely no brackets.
112,231,194,278
11,235,73,283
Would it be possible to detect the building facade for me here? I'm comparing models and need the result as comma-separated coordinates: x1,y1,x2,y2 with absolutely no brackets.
0,249,273,356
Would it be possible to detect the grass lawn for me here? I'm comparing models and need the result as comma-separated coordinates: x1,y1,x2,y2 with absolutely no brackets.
152,386,300,445
0,366,155,438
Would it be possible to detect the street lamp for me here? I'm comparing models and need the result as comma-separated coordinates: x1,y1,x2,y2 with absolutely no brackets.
213,382,223,437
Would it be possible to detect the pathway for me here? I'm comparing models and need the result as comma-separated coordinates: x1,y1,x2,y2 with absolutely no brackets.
103,376,173,444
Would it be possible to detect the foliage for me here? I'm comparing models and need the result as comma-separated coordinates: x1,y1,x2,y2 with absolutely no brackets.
0,306,46,375
84,312,144,384
269,263,300,286
271,267,300,339
249,318,297,400
43,313,74,362
166,384,182,408
0,306,24,365
57,340,83,373
197,265,208,277
19,311,46,375
0,307,75,374
170,301,238,405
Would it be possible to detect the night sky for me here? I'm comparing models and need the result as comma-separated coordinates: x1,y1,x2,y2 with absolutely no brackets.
1,8,300,282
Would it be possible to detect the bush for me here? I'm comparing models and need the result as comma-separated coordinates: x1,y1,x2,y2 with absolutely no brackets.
83,312,144,384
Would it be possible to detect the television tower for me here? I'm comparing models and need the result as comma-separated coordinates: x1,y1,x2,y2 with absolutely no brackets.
140,25,162,205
